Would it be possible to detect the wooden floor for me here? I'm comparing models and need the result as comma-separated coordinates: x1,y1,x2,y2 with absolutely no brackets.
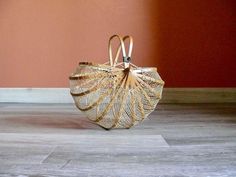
0,103,235,177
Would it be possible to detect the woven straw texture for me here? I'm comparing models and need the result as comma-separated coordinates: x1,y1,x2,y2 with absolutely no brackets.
69,35,164,129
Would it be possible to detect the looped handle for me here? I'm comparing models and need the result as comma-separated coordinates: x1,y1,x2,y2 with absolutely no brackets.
108,35,126,67
108,35,133,68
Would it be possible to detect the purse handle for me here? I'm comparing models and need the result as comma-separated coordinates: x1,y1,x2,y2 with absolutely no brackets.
108,35,133,68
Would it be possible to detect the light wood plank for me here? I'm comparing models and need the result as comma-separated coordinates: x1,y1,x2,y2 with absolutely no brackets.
0,103,235,177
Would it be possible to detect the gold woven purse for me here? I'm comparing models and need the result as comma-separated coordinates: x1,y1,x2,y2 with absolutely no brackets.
69,35,164,129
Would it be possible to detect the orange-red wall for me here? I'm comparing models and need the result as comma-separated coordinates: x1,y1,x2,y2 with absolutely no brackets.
0,0,235,87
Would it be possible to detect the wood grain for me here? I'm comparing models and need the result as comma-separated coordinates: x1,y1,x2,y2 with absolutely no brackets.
0,103,235,177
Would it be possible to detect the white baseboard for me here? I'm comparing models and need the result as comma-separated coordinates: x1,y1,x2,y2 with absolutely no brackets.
0,88,72,103
0,88,235,103
162,88,236,103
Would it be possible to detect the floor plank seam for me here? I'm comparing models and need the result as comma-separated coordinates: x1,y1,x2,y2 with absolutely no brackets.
60,159,72,169
40,145,58,164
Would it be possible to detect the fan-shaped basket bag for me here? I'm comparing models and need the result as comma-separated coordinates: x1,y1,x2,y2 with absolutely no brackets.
69,35,164,129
